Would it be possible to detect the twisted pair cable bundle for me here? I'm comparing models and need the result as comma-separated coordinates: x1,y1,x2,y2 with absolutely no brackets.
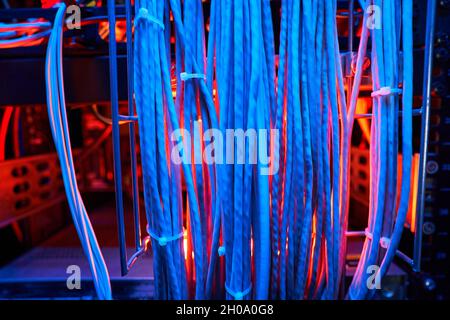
0,0,413,300
134,0,413,300
0,3,112,299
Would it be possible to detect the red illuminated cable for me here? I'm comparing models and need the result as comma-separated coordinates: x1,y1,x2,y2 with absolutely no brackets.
41,0,62,9
0,106,14,161
13,108,21,158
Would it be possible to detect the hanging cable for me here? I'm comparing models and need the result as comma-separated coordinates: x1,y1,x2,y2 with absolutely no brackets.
45,3,112,300
348,0,413,300
130,0,414,301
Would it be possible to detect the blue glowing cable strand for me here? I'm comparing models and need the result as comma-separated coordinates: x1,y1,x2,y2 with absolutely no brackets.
184,1,227,298
252,0,271,300
156,0,214,299
201,0,223,298
54,5,110,299
278,0,293,299
348,0,390,300
134,2,184,299
286,0,299,299
157,1,182,298
243,0,256,297
327,0,370,299
308,0,326,297
134,3,167,299
204,1,225,299
348,0,413,300
379,0,398,272
134,2,164,298
153,1,180,298
184,0,209,282
44,3,111,300
0,30,16,39
330,0,352,293
270,0,288,299
230,0,245,301
261,0,276,122
133,7,161,297
323,0,342,298
294,0,315,299
320,32,333,299
289,0,304,299
209,0,234,299
205,0,216,92
0,29,50,48
377,0,412,284
0,21,51,31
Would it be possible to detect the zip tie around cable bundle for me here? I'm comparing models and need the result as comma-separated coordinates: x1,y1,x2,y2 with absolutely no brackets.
380,237,391,249
135,8,165,30
225,283,252,300
147,228,184,247
371,86,402,98
180,72,206,81
364,228,373,240
364,229,391,248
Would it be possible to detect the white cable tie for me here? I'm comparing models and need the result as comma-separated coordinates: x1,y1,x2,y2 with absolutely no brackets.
180,72,206,82
147,228,184,247
225,283,252,300
364,228,373,240
135,8,165,30
371,86,402,98
380,237,391,249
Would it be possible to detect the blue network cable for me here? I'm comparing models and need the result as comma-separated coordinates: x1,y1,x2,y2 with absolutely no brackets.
348,0,413,300
44,3,112,300
134,0,188,299
130,0,413,301
377,0,413,283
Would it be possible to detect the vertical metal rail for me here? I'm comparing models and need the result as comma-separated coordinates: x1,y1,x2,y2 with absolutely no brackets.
414,0,437,273
125,0,141,252
348,0,354,53
345,0,355,109
107,0,128,276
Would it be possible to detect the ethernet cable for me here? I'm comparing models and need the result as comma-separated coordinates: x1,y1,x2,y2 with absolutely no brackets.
44,3,112,300
348,0,413,300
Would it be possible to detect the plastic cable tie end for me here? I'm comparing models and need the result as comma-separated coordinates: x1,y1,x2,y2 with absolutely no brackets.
371,86,402,98
135,8,165,30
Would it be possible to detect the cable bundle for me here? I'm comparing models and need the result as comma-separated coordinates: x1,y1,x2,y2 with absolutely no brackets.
133,0,188,299
271,0,345,300
348,0,413,299
207,0,274,300
133,0,413,301
0,21,51,48
0,0,415,301
44,3,112,300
